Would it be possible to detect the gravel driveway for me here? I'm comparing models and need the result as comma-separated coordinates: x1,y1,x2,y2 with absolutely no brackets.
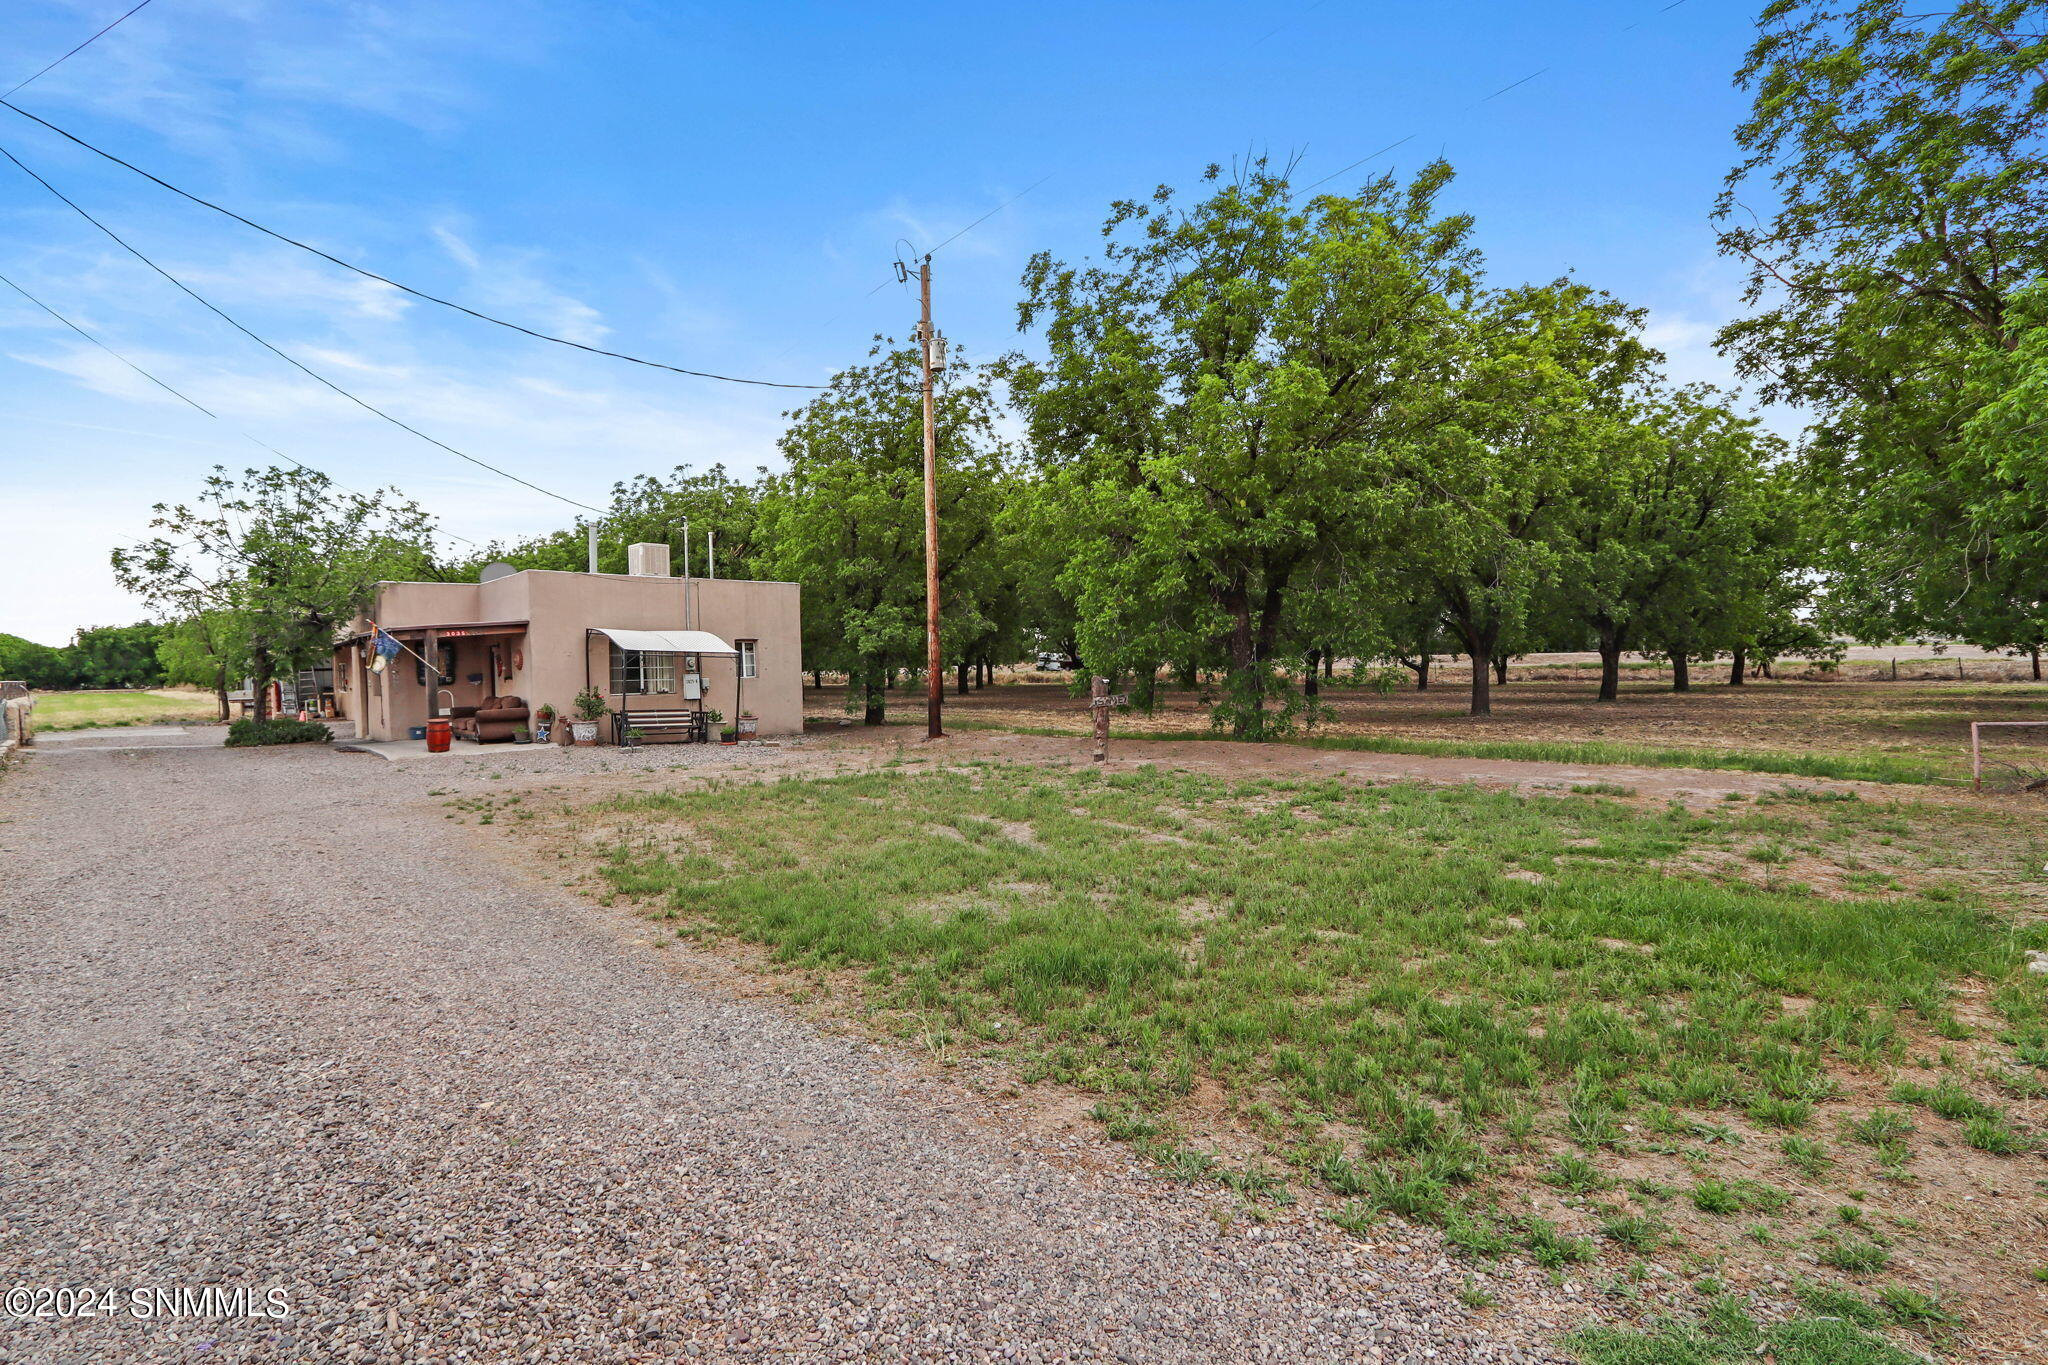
0,740,1578,1364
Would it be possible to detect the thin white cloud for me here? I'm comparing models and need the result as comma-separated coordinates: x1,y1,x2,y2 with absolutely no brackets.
431,222,609,346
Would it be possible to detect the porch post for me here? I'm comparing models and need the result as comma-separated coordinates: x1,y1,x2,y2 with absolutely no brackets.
424,629,438,719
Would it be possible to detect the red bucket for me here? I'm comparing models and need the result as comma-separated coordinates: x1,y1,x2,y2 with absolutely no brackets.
425,717,452,753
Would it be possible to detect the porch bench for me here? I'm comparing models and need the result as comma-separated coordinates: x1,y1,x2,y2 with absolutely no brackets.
612,708,703,745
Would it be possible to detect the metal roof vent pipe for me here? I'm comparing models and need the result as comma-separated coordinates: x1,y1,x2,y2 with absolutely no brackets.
627,542,672,577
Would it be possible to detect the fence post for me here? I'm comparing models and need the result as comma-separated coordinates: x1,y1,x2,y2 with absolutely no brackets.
1091,676,1109,763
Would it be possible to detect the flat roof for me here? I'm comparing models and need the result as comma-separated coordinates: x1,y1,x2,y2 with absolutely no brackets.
372,569,800,588
343,620,529,640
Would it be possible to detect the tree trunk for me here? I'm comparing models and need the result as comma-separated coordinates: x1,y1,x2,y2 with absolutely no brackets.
1403,653,1431,691
1462,624,1499,717
956,659,970,695
1670,650,1691,693
251,646,273,721
1728,646,1746,687
1226,588,1260,738
1303,648,1322,699
811,669,823,689
1177,659,1200,689
863,667,885,725
1594,625,1623,702
1493,653,1509,686
1761,658,1775,679
1323,650,1335,681
212,665,230,723
2033,644,2042,681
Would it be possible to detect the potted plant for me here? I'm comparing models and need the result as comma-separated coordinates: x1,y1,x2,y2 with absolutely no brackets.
736,710,758,740
700,708,722,744
571,688,607,746
513,726,532,745
532,703,555,743
719,725,738,745
624,726,645,749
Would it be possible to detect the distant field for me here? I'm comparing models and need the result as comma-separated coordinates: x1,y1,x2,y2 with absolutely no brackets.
31,689,219,731
808,676,2048,788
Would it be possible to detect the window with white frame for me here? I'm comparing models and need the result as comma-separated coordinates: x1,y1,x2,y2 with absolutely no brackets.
608,643,677,695
737,639,757,679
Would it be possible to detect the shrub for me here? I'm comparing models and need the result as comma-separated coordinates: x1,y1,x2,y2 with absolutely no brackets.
225,716,331,747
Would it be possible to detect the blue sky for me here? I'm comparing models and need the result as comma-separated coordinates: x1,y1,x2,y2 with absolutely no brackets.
1,0,1774,645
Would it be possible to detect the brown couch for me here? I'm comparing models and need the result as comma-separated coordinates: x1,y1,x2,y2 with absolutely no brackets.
449,694,531,743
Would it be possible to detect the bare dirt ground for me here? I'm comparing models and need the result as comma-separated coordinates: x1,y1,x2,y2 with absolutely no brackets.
0,735,1586,1365
806,676,2048,779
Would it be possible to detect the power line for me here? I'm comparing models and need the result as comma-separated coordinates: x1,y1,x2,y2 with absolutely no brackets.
0,264,213,417
1301,1,1691,195
845,175,1058,319
1,140,606,514
927,173,1056,257
0,99,826,390
1465,67,1549,110
0,266,479,546
6,0,157,99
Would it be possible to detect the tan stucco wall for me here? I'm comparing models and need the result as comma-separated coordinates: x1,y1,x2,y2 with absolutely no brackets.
339,570,801,742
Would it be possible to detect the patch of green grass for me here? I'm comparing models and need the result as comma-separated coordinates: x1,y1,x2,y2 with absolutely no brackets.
1792,1279,1884,1327
1288,733,1951,786
1568,1297,1926,1364
1689,1178,1792,1216
1819,1234,1894,1275
1874,1285,1957,1330
582,762,2040,1291
1779,1134,1832,1176
1846,1108,1916,1147
29,689,219,731
1544,1152,1613,1193
1961,1112,2037,1155
1598,1209,1667,1252
949,722,1954,785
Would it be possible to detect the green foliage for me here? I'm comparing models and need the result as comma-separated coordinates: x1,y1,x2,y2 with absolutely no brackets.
112,466,439,719
1008,157,1480,736
1717,1,2048,650
0,624,168,690
0,631,77,689
469,463,764,580
155,612,241,709
756,347,1014,724
224,716,332,747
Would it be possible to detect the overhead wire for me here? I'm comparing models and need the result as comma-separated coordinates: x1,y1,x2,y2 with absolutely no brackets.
0,266,480,547
6,0,157,99
0,99,826,390
1301,0,1692,194
1,140,606,514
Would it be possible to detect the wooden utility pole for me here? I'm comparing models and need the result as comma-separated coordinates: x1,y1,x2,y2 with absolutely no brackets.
918,254,943,739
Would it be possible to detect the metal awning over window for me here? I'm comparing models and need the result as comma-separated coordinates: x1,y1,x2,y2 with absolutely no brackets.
586,627,736,656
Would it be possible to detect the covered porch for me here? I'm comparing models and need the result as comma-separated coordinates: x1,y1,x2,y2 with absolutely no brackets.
336,620,532,742
585,627,752,745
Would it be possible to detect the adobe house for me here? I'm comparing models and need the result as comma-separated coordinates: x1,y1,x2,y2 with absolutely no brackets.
333,543,801,744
